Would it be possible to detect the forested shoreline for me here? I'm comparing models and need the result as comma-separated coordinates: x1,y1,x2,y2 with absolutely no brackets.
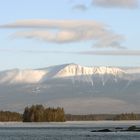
0,105,65,122
0,111,22,121
66,113,140,121
0,105,140,122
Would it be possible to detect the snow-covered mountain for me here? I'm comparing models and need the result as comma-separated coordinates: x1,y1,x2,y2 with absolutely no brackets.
0,63,140,114
42,63,125,78
0,63,127,84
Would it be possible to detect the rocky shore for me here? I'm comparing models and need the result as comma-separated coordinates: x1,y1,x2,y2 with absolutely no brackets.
91,126,140,132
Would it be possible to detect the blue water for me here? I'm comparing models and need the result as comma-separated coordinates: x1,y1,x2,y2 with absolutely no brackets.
0,121,140,140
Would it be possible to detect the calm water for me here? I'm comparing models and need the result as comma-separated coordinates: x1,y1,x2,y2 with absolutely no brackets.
0,121,140,140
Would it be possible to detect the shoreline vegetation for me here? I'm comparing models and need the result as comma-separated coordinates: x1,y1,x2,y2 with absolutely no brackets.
0,105,140,122
65,113,140,121
0,105,65,122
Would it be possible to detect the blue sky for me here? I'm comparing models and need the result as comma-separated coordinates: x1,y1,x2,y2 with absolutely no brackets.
0,0,140,70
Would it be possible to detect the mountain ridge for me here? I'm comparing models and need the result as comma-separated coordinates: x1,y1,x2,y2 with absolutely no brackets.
0,63,127,84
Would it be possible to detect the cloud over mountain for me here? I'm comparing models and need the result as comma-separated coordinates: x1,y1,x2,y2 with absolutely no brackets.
1,20,125,48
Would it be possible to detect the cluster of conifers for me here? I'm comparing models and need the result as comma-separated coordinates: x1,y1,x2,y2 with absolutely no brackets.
0,105,65,122
23,105,65,122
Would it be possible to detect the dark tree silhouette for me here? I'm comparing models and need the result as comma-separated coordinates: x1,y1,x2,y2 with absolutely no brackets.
23,105,65,122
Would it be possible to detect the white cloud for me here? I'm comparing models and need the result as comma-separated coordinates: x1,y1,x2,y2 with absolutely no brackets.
72,4,88,11
1,48,140,56
92,0,138,8
1,20,125,48
0,20,104,29
14,30,82,43
78,50,140,56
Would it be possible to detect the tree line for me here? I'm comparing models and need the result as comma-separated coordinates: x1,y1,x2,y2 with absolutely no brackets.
0,111,22,121
65,114,116,121
114,113,140,120
0,106,140,122
0,105,65,122
65,113,140,121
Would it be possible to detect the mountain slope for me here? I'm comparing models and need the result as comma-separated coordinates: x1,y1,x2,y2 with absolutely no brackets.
0,63,126,84
0,63,140,114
